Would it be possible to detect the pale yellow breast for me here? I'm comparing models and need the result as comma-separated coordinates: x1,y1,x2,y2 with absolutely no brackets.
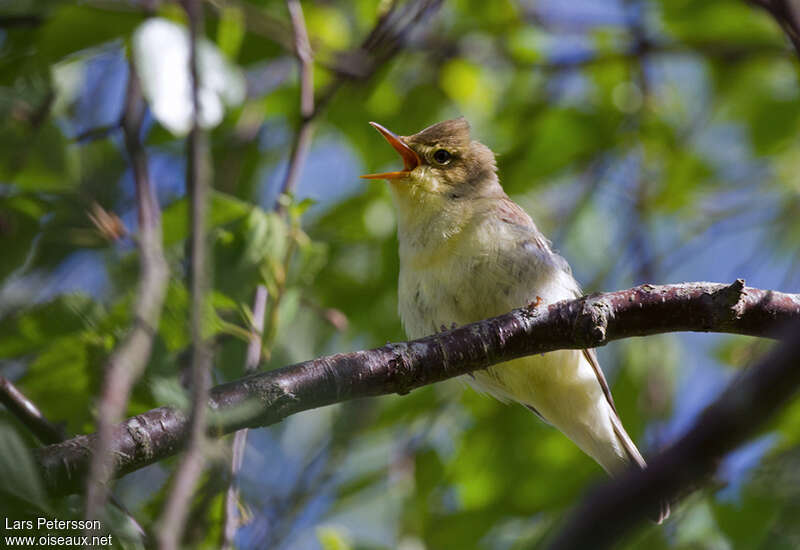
397,205,571,338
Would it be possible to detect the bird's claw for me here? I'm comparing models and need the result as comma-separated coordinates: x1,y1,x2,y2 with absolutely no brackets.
527,296,543,310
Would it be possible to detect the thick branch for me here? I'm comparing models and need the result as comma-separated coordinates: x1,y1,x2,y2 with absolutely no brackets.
546,324,800,550
35,281,800,496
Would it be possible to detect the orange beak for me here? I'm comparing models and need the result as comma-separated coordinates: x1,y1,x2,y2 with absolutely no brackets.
360,122,421,180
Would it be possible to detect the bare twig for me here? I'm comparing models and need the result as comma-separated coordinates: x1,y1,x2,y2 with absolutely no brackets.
156,1,214,547
0,376,65,444
222,2,316,540
546,323,800,550
221,285,268,549
34,282,800,496
83,65,169,522
277,0,315,207
220,4,316,541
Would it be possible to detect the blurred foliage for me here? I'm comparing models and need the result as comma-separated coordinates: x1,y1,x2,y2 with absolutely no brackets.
1,0,799,549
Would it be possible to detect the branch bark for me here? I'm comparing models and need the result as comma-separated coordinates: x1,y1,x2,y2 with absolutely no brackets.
34,281,800,496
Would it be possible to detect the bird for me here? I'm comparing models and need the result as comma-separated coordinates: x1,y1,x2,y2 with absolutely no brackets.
361,117,669,523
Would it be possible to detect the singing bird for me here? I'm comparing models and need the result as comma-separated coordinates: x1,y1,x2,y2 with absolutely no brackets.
362,117,669,523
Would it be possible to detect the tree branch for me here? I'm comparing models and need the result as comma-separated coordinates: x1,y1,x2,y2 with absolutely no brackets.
546,323,800,550
0,376,65,445
83,65,169,521
0,374,148,540
156,1,214,547
221,285,268,549
34,281,800,496
277,0,315,207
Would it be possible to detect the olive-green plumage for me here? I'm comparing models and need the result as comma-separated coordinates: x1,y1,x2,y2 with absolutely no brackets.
364,117,668,523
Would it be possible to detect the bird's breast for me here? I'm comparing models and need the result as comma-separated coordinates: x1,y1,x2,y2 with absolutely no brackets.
396,207,579,341
398,225,536,338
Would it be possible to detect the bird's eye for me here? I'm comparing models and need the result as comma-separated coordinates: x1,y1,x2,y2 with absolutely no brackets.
432,149,452,165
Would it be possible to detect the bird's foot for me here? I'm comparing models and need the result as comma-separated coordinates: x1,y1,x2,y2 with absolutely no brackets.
526,296,543,310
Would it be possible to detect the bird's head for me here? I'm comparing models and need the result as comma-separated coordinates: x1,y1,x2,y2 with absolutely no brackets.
361,118,502,202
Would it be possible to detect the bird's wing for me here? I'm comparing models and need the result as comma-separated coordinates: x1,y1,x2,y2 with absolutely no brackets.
582,348,617,415
492,199,622,419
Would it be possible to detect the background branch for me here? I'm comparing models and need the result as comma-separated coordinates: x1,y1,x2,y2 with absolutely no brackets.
544,5,800,544
277,0,315,208
221,284,268,549
156,1,214,547
221,3,311,539
34,282,800,496
83,65,169,522
546,323,800,550
0,375,64,444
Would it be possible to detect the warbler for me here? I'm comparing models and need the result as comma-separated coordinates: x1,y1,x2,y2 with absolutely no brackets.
362,118,669,523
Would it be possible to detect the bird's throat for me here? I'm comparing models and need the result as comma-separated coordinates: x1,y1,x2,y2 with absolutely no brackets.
389,183,472,268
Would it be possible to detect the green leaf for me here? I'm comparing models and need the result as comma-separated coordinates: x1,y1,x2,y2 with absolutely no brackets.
0,422,49,512
36,5,144,66
0,122,70,192
216,5,245,60
0,195,41,282
161,190,252,247
0,295,98,358
20,335,94,433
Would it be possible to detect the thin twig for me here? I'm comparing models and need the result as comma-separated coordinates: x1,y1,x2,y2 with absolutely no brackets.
156,1,214,547
83,64,169,522
0,376,64,444
219,0,313,520
34,282,800,496
222,2,315,539
277,0,315,209
221,285,268,549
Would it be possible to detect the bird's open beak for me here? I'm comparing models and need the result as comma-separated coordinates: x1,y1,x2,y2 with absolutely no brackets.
360,122,421,180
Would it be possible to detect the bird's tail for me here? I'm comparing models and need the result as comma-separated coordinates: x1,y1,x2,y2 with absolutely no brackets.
607,412,670,524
